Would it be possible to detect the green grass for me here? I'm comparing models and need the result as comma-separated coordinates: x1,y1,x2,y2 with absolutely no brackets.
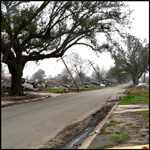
42,87,67,93
132,110,149,123
101,131,113,134
100,128,113,134
106,123,116,127
144,118,149,122
79,85,104,91
42,85,104,93
109,120,121,124
118,93,149,105
93,85,104,89
132,110,149,116
125,88,133,93
111,133,127,143
105,144,115,148
106,120,122,127
79,85,92,90
125,123,132,126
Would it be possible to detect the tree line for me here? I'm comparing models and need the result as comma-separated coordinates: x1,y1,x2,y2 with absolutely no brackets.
1,1,149,96
25,46,148,87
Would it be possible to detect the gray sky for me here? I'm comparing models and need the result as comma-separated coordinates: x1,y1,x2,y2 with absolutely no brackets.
3,2,149,79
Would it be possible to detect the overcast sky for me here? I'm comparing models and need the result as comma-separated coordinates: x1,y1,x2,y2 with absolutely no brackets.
3,1,149,79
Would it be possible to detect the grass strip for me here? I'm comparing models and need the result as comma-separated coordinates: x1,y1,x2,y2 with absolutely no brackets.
118,93,149,105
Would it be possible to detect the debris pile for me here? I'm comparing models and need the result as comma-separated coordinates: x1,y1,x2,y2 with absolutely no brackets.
1,89,6,97
127,85,149,94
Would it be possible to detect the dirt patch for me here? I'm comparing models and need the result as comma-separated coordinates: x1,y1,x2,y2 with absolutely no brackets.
88,110,149,149
127,85,149,94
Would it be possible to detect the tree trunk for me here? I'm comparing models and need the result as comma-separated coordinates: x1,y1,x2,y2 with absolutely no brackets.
143,72,146,83
79,75,83,86
117,76,122,84
132,75,139,86
9,67,24,96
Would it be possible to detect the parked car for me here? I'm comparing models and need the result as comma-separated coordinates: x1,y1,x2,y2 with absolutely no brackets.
103,81,111,86
100,83,105,87
136,83,149,87
91,81,105,86
91,81,100,86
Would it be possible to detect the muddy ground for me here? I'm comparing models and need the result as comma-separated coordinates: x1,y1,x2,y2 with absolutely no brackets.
39,101,116,149
88,110,149,149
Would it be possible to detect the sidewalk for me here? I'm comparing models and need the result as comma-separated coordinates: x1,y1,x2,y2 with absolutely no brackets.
79,103,149,149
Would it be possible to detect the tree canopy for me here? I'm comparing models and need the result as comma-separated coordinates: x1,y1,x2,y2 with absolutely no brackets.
110,34,149,85
31,69,46,81
1,1,132,95
106,65,131,84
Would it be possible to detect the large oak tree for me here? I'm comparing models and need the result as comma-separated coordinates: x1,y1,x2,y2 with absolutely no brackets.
111,34,149,86
1,1,132,95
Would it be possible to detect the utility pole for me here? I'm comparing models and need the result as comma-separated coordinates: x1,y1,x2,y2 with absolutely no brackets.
88,60,105,85
58,56,80,91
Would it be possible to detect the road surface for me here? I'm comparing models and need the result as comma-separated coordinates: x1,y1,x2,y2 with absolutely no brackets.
2,84,129,149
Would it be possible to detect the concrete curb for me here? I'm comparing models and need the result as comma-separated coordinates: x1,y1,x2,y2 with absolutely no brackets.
78,101,119,149
113,108,149,114
1,92,75,107
1,96,51,107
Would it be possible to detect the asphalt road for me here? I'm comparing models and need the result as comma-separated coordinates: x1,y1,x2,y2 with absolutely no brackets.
2,84,129,149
